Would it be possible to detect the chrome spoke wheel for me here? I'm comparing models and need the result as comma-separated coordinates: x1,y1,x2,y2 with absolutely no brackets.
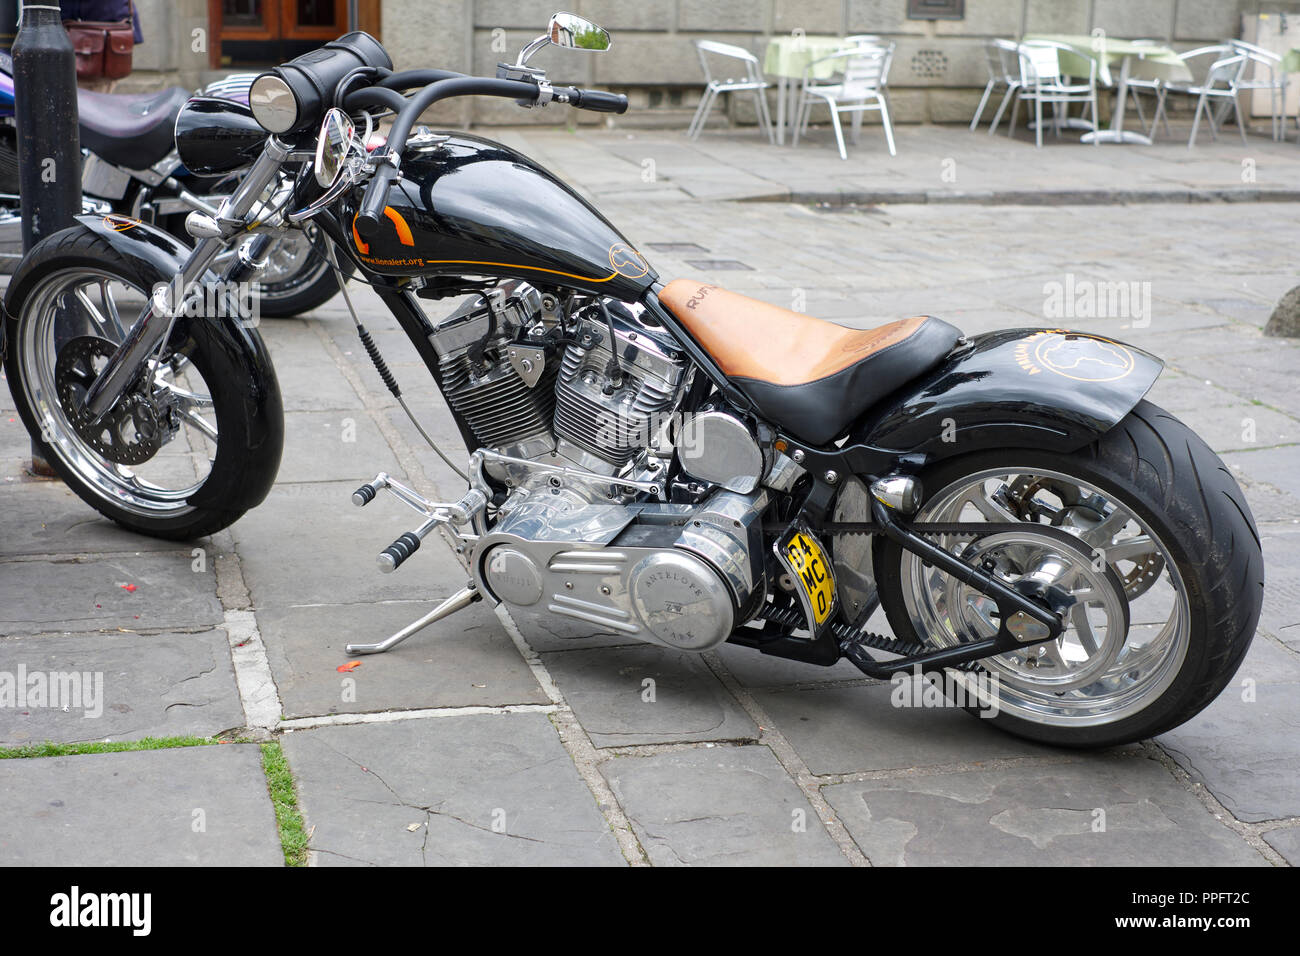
17,268,219,518
899,467,1191,727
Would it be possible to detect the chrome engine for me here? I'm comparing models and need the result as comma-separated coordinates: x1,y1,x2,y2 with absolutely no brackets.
424,281,774,651
476,486,768,650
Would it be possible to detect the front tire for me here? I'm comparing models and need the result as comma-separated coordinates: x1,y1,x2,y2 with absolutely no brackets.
873,400,1264,748
4,226,283,540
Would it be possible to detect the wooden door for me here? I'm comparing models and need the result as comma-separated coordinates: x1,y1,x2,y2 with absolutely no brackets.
209,0,379,68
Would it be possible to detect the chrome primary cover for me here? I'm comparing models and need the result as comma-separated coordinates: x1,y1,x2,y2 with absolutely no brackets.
628,552,734,650
474,484,766,651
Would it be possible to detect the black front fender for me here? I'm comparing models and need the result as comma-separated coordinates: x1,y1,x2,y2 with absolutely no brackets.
850,328,1163,459
3,215,284,514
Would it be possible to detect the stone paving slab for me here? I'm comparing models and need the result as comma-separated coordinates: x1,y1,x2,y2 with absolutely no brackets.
600,745,847,866
515,125,1300,206
711,640,867,688
0,745,283,865
753,683,1058,775
0,630,244,747
227,480,468,609
275,410,404,485
1222,448,1300,502
256,318,366,413
1158,680,1300,823
1252,526,1300,646
281,713,624,865
0,552,223,636
1263,827,1300,866
1,408,34,469
822,753,1268,866
539,645,758,748
1239,634,1300,685
259,600,547,719
0,481,184,557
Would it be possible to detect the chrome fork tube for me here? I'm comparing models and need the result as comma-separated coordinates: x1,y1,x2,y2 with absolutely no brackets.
83,138,292,419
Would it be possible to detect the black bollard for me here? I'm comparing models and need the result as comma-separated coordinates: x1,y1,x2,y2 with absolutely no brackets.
0,1,17,60
13,3,80,251
13,3,80,478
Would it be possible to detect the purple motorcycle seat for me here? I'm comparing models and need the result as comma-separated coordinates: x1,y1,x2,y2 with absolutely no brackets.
77,85,191,170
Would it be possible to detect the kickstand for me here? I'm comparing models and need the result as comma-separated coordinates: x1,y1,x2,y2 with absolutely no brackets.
345,586,481,654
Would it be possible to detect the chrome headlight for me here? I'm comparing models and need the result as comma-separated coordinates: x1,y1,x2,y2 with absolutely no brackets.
249,74,298,134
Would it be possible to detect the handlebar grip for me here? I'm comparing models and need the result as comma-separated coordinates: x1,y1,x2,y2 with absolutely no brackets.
571,88,628,114
355,162,398,240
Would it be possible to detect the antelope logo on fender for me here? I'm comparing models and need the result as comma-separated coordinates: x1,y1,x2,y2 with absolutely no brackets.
1014,330,1136,382
352,207,415,255
608,243,650,279
103,214,141,233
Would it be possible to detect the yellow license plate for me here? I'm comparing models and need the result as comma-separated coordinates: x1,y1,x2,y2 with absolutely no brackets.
781,528,836,627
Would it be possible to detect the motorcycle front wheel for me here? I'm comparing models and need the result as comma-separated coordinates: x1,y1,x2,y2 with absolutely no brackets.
872,400,1264,748
4,227,282,539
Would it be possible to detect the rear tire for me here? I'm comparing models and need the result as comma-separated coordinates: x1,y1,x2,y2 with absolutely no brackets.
873,400,1263,748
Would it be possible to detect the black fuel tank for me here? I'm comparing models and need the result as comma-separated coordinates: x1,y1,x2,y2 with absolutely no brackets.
338,133,657,300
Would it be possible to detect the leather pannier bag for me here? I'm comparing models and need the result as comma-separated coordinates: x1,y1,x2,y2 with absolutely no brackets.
65,18,135,80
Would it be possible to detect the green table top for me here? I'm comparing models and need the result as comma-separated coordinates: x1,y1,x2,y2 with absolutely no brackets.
1024,34,1191,85
763,35,860,79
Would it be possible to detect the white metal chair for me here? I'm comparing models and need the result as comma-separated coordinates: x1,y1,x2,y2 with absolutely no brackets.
792,45,896,158
1011,40,1100,148
1120,39,1170,138
986,39,1028,135
971,38,1022,132
687,39,775,143
1150,46,1249,147
1229,39,1288,141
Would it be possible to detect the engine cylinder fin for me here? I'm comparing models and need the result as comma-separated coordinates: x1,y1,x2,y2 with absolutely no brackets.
553,341,677,466
438,351,559,449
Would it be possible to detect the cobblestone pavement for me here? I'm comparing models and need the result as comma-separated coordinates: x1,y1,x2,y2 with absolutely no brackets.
2,128,1299,865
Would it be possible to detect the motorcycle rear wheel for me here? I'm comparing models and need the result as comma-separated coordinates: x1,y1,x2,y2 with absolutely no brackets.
872,400,1263,748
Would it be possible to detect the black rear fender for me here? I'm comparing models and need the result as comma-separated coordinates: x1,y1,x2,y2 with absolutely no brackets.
849,328,1163,461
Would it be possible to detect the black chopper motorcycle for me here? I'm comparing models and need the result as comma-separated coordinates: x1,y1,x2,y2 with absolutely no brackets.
0,61,345,316
1,14,1264,748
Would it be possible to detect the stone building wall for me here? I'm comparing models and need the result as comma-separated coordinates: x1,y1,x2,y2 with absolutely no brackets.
117,0,1282,127
381,0,1267,126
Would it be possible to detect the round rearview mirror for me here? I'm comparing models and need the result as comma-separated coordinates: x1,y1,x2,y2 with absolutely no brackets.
314,108,356,189
548,12,611,52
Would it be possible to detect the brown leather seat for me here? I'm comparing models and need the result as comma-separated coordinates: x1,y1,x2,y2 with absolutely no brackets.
659,279,962,445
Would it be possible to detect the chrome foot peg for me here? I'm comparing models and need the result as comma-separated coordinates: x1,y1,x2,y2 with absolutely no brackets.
350,472,487,573
378,520,436,573
344,586,480,654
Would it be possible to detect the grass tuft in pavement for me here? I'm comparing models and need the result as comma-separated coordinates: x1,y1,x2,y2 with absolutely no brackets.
0,735,219,759
261,741,308,867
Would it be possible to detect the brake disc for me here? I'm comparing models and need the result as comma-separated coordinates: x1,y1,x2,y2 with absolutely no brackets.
55,336,165,466
1013,477,1165,600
